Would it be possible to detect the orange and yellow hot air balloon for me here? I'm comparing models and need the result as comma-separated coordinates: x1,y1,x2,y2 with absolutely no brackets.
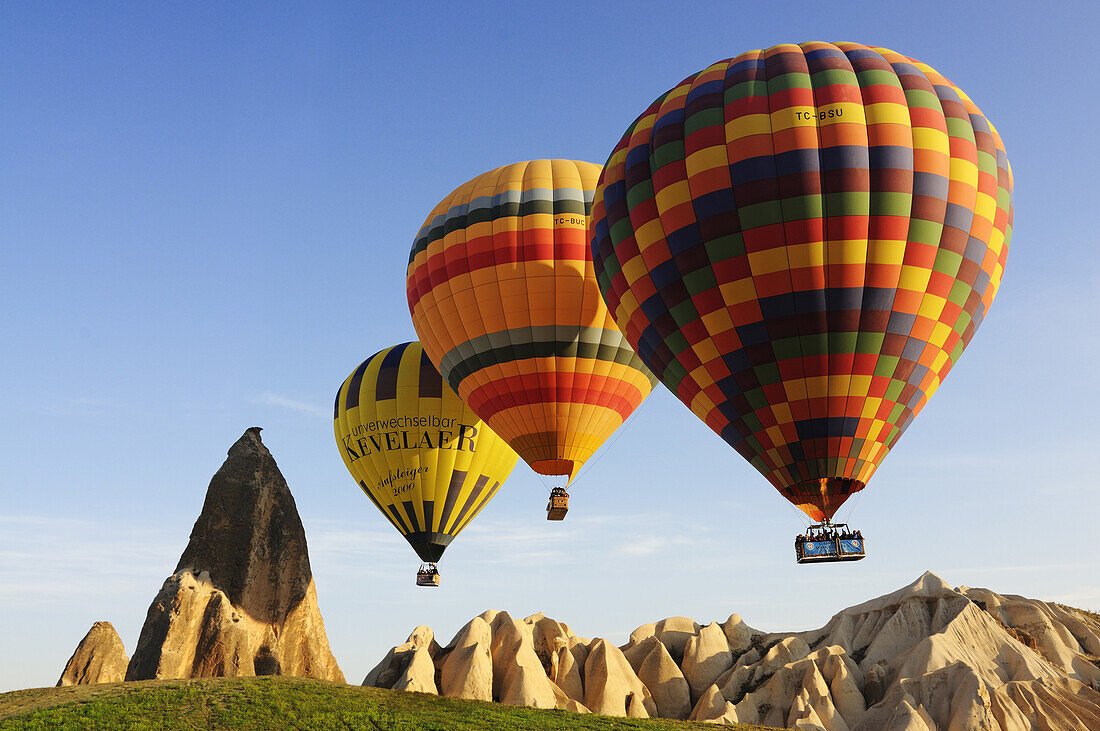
407,159,656,518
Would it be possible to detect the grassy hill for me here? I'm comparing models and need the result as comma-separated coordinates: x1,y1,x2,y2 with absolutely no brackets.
0,676,776,730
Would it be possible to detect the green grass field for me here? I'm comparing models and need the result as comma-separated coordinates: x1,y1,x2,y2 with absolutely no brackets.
0,676,776,730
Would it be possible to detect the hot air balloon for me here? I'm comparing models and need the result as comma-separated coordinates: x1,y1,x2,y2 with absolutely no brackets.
590,43,1012,561
334,341,518,584
407,159,657,520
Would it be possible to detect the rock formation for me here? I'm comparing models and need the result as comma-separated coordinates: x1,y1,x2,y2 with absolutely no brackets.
631,636,691,719
362,625,439,694
56,621,129,686
439,617,493,700
364,611,589,714
583,638,658,717
367,571,1100,729
689,572,1100,730
681,621,734,703
125,427,344,682
489,613,561,708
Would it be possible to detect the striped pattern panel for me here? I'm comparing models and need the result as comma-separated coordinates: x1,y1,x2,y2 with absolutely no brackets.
407,160,656,483
334,342,518,562
591,43,1012,521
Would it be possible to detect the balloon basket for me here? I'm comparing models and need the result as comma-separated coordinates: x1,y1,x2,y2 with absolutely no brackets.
416,563,440,587
546,488,569,521
795,522,865,564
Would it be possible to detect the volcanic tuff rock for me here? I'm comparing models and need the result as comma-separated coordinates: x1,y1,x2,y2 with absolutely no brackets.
56,621,129,686
368,572,1100,729
490,612,562,708
125,428,344,682
631,636,692,719
584,638,659,717
363,625,440,692
439,617,493,700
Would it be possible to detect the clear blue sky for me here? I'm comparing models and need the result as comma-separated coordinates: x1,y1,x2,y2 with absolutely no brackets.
2,1,1097,692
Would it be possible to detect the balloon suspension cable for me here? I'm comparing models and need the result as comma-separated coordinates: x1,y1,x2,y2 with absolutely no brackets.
571,396,650,485
782,495,814,529
534,471,569,494
837,487,866,526
534,472,554,494
548,473,570,490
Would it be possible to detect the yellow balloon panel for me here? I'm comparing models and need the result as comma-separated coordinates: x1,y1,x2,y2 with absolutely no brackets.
333,342,518,562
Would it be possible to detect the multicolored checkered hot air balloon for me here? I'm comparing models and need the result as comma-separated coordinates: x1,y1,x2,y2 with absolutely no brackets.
407,159,657,519
334,342,518,585
590,43,1012,543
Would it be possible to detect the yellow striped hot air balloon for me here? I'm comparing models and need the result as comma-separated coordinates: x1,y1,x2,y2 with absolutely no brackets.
334,341,518,585
407,159,656,519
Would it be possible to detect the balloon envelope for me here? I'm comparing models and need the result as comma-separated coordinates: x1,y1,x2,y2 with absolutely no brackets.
334,341,518,561
590,43,1012,520
408,159,656,485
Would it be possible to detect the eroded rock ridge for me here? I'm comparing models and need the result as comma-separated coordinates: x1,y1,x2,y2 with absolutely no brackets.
366,572,1100,729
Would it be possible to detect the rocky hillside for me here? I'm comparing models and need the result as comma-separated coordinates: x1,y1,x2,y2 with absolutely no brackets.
365,572,1100,730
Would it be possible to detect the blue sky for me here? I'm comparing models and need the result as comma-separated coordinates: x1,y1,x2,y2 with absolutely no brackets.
2,2,1097,692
